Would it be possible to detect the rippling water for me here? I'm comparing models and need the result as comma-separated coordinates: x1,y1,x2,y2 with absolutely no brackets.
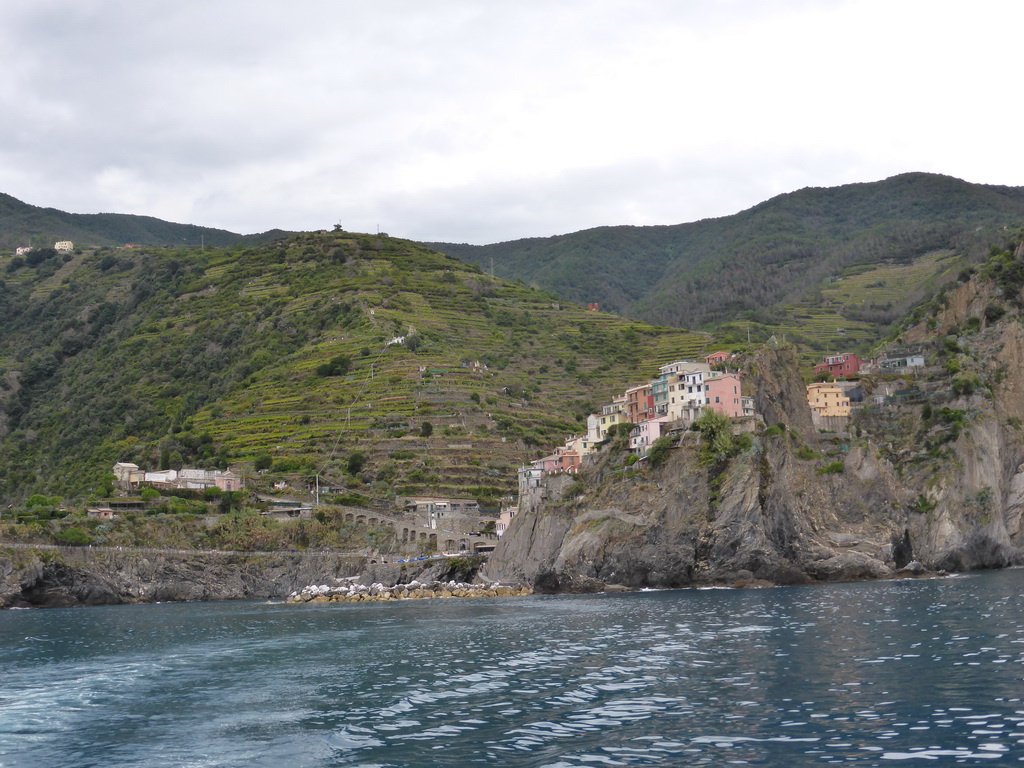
3,571,1024,767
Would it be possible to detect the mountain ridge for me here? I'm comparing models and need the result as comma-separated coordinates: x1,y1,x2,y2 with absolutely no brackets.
426,173,1024,349
0,191,293,250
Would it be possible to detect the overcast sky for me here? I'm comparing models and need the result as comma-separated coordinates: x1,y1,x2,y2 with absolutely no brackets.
2,1,1022,244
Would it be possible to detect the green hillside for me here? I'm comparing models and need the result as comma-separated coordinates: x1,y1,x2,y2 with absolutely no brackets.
0,233,708,504
428,173,1024,352
0,192,291,251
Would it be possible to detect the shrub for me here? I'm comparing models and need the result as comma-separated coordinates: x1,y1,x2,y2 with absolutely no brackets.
951,373,981,396
795,444,822,460
562,480,584,500
647,436,674,468
55,526,90,546
817,461,844,475
985,303,1006,324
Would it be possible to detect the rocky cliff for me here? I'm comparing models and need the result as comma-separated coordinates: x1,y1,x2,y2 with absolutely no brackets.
0,548,372,608
484,280,1024,591
0,546,495,609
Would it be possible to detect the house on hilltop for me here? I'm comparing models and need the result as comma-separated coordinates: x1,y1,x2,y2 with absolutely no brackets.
815,353,863,379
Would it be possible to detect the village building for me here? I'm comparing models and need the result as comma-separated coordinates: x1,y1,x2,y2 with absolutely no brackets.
15,246,32,256
814,353,863,379
705,351,730,365
652,361,710,416
806,382,851,417
54,240,74,252
625,383,654,423
704,374,744,418
629,416,672,453
586,396,629,442
876,353,926,370
496,506,516,536
112,462,145,489
113,464,242,493
517,466,543,496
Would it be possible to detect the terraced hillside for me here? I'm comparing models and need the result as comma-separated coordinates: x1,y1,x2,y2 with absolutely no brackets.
0,233,708,503
716,250,964,363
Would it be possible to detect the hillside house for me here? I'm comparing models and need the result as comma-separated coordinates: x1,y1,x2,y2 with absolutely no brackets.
654,361,710,416
113,462,144,490
877,353,925,370
54,240,73,252
587,397,629,442
496,506,515,536
625,384,654,423
400,496,480,517
705,351,730,365
517,466,543,495
806,382,851,417
15,246,31,256
814,353,863,379
114,464,242,493
629,416,672,453
564,435,597,458
704,374,744,418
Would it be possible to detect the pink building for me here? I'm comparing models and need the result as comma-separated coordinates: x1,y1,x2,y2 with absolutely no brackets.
704,374,743,418
814,353,863,379
705,351,730,365
629,416,672,453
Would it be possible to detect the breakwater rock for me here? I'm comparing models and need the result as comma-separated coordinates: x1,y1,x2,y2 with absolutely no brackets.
288,579,530,603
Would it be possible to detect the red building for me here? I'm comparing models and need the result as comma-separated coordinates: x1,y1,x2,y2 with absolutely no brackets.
705,351,730,365
814,353,863,379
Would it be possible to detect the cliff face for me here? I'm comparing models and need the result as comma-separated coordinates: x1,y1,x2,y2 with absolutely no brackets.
484,308,1024,591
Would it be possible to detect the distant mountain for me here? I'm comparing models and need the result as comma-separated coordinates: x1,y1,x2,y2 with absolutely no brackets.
426,173,1024,351
0,192,293,250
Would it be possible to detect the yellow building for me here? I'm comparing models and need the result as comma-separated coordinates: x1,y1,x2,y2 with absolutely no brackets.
806,382,851,417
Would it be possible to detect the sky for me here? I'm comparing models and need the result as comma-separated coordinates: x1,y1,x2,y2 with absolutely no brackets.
2,0,1023,244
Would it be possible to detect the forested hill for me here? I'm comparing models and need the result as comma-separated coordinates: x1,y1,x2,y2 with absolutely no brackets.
0,232,706,503
427,173,1024,350
0,192,291,250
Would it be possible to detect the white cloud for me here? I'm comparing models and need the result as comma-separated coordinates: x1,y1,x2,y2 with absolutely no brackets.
0,0,1021,241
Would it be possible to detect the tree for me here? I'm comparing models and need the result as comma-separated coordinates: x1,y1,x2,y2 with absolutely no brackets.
254,452,273,472
346,452,367,475
315,354,351,377
420,421,433,438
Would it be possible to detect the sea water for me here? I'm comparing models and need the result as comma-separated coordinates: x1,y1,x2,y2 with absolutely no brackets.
2,570,1024,767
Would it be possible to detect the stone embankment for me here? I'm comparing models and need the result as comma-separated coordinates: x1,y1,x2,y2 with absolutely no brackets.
288,579,530,603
